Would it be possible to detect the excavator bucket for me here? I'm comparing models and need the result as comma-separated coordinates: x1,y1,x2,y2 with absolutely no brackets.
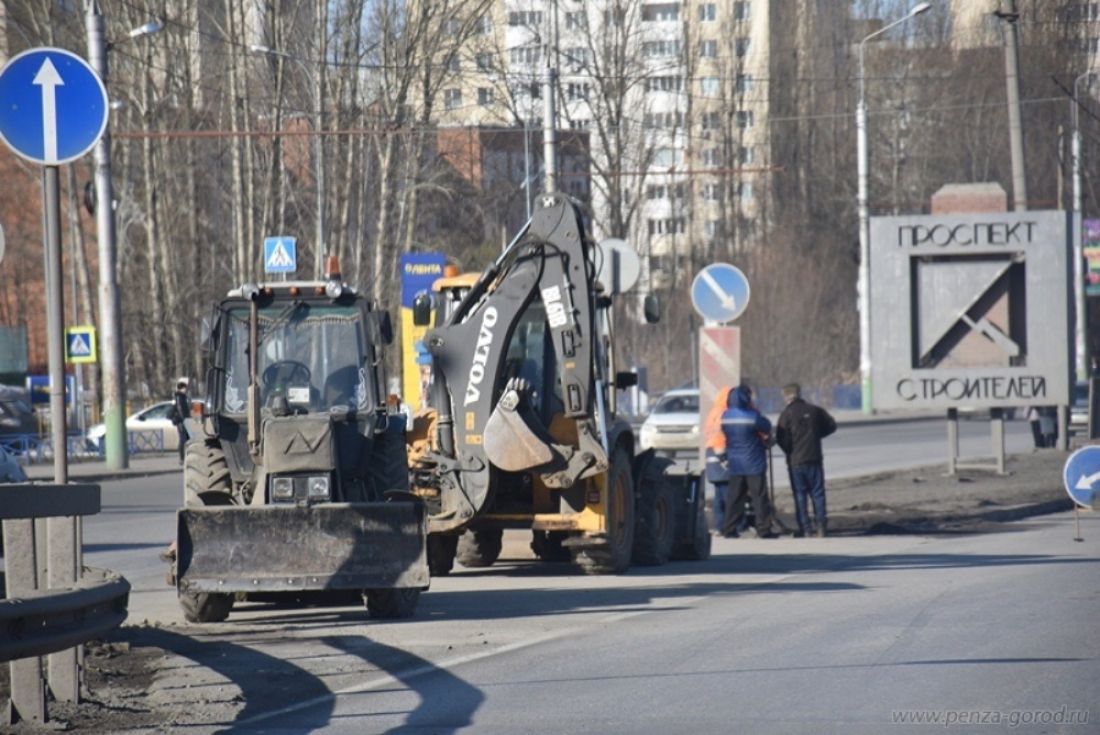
176,502,429,594
483,383,558,472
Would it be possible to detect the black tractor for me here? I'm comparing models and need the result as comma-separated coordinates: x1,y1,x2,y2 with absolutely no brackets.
171,259,428,623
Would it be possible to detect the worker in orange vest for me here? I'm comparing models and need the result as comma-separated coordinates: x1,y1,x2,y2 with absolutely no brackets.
704,385,733,534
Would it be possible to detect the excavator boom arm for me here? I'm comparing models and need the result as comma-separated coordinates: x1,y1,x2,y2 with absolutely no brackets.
423,194,606,526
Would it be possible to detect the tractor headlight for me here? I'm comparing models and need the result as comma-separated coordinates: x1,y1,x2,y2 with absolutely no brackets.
306,475,330,500
272,476,294,501
324,280,345,299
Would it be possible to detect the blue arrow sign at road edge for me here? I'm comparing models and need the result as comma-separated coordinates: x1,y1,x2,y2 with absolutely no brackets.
1063,445,1100,508
0,47,108,166
691,263,751,324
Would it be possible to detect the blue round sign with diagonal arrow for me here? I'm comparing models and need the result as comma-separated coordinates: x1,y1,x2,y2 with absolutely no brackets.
0,47,108,166
691,263,750,324
1064,446,1100,509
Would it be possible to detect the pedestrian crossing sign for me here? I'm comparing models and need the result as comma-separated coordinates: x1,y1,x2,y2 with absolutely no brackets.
65,325,97,364
264,236,297,274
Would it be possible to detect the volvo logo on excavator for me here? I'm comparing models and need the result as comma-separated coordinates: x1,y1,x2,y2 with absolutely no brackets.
464,306,499,406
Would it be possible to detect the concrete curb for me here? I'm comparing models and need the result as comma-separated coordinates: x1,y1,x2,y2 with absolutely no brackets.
25,465,180,484
972,498,1076,524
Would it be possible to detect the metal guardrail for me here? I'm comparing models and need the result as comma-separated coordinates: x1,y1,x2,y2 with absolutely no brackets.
0,429,165,463
0,433,99,463
125,428,166,454
0,568,130,662
0,483,130,725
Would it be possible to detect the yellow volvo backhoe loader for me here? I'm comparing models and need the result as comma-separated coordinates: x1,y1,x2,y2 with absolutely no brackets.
408,194,710,574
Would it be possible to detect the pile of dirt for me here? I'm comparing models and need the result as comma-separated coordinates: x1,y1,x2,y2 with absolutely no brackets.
772,449,1074,535
0,639,166,732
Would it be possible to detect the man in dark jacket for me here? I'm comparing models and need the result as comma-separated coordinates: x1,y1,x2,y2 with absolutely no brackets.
776,383,837,537
171,379,190,465
720,385,776,538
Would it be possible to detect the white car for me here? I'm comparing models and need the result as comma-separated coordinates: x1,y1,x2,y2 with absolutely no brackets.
85,401,189,452
638,388,700,452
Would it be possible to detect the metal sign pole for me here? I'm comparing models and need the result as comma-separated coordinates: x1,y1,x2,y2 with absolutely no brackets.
946,408,959,476
1,44,112,720
43,165,79,703
43,166,68,486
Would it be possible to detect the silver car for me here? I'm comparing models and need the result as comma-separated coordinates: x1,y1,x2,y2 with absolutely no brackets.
639,388,700,452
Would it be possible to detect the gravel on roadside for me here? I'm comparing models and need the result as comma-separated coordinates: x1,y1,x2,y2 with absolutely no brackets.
771,449,1073,535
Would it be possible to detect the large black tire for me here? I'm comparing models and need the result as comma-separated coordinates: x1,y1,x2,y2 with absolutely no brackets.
428,534,458,576
179,441,236,623
673,479,712,561
179,590,234,623
364,588,420,619
531,531,571,562
183,440,234,506
456,529,503,568
632,457,677,566
573,448,635,574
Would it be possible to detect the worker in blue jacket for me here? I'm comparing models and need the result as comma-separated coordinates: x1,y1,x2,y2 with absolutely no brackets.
720,384,777,538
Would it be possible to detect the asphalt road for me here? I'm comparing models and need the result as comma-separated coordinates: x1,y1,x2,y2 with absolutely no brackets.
94,513,1100,734
820,415,1033,484
65,416,1094,734
251,513,1098,735
81,417,1037,625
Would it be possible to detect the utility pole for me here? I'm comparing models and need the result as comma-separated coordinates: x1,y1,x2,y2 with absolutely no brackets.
997,0,1028,211
86,0,128,470
1074,73,1093,382
541,0,559,193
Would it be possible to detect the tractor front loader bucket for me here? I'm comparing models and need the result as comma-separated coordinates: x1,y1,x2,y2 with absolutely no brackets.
177,502,429,595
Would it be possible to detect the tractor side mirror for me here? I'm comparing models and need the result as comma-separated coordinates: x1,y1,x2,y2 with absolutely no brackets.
378,311,395,345
204,366,219,417
643,293,661,324
199,315,213,352
616,371,638,389
412,292,432,327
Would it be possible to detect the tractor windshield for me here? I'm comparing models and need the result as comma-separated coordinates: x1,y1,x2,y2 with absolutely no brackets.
222,304,372,414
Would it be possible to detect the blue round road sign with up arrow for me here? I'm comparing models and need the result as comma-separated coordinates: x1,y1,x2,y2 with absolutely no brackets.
0,47,108,166
691,263,751,324
1063,446,1100,508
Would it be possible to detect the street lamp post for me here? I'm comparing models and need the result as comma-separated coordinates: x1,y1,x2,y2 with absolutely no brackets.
1074,72,1094,381
856,2,930,414
250,45,324,276
85,1,161,470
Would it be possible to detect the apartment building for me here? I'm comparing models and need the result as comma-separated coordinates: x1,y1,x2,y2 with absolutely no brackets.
433,0,803,285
